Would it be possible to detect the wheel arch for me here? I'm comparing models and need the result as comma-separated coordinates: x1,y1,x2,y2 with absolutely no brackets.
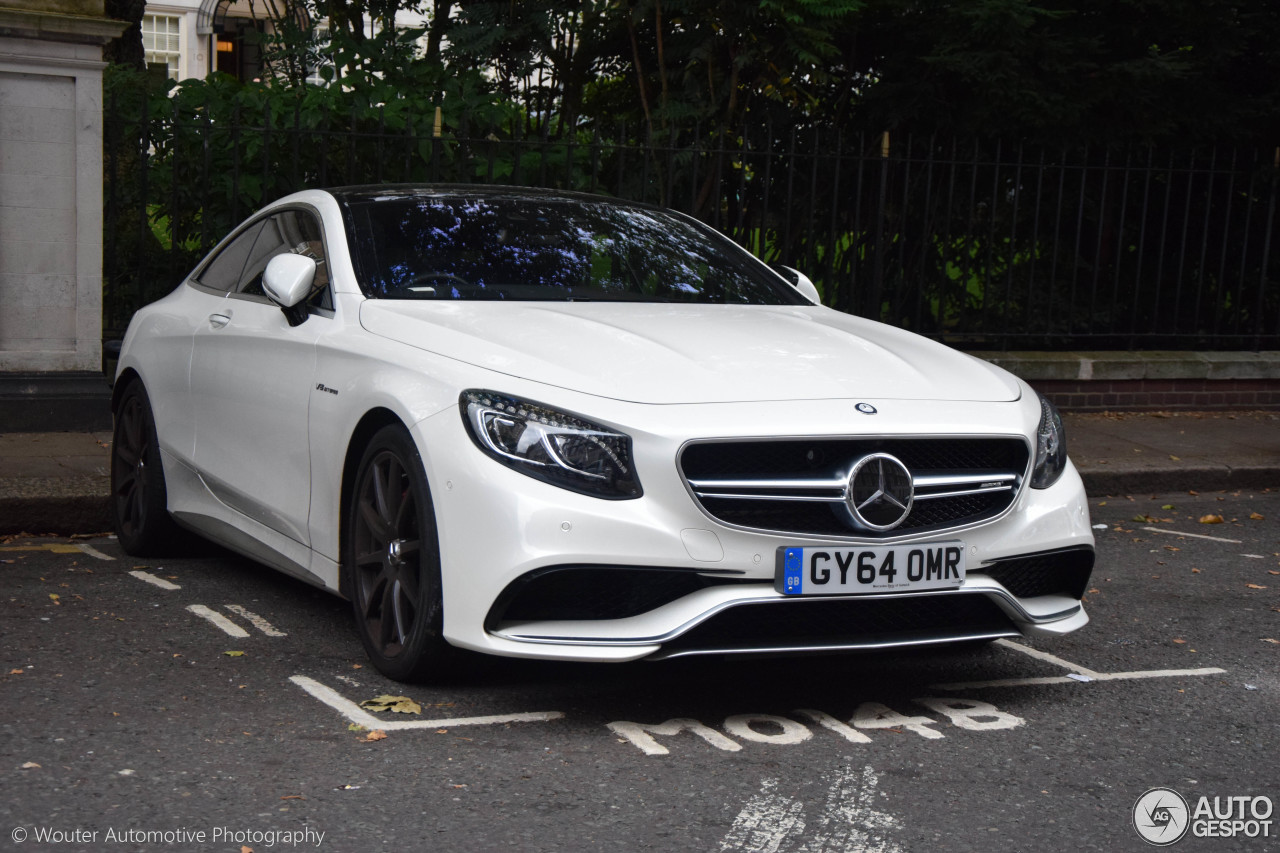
338,407,413,594
111,368,142,414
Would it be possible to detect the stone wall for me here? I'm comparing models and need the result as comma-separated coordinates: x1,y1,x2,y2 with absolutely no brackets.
0,2,125,371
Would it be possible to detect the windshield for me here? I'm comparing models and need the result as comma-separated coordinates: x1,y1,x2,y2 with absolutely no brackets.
341,194,805,305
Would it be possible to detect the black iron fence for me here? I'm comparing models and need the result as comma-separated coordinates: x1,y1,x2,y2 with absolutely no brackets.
104,95,1280,350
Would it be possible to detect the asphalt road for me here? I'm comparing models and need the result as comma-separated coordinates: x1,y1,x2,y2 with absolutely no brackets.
1,490,1277,853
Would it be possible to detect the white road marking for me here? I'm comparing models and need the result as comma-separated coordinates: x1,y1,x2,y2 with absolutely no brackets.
719,778,806,853
914,697,1023,731
608,718,742,755
76,544,115,561
224,604,287,637
720,764,902,853
186,604,250,638
723,715,812,745
994,639,1103,678
851,702,943,739
1141,526,1242,544
128,570,180,591
934,668,1229,691
1242,554,1265,559
795,709,872,744
931,639,1228,689
289,675,563,730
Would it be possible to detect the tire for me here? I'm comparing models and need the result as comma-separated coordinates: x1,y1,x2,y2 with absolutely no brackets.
111,381,181,555
344,424,458,682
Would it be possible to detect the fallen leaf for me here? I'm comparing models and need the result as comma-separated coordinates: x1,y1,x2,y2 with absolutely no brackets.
347,724,366,733
1199,514,1224,524
1132,514,1156,523
49,593,60,604
1188,490,1199,496
242,847,254,853
223,650,246,657
1269,571,1279,576
1262,638,1280,645
1169,455,1180,461
361,730,387,742
8,668,23,675
1250,512,1265,520
1192,568,1201,574
1088,588,1100,594
1172,638,1187,644
1163,546,1180,552
280,795,305,800
1245,584,1267,590
1162,504,1175,510
360,694,422,715
21,762,40,769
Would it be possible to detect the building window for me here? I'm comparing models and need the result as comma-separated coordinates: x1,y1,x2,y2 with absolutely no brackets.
305,26,332,86
142,14,182,80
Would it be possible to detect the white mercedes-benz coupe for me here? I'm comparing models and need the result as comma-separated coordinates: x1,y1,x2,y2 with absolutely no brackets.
112,185,1094,681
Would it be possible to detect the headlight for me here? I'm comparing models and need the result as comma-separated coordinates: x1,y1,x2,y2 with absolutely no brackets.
460,390,642,499
1031,393,1067,489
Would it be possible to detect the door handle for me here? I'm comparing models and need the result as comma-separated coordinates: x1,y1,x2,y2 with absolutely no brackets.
208,313,231,329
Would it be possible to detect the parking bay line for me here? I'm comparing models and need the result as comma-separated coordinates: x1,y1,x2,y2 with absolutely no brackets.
224,604,286,637
128,570,181,591
186,604,251,638
289,675,564,731
933,639,1227,690
1141,525,1243,544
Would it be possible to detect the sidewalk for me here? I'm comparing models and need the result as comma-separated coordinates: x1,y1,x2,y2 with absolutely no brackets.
0,411,1276,535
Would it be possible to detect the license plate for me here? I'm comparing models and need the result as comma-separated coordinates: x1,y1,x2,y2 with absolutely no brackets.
775,542,965,595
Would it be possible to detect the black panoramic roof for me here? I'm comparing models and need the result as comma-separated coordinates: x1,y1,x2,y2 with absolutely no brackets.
326,183,660,211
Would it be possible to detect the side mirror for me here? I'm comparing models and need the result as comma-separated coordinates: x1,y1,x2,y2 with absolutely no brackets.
770,264,821,305
263,254,318,327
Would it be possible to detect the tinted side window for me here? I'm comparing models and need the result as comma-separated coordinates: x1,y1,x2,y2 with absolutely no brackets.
237,210,332,311
194,222,264,292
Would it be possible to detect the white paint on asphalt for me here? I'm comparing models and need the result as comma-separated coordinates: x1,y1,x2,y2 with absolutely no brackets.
608,718,742,755
723,715,812,745
720,764,902,853
289,675,563,730
914,697,1023,731
933,641,1228,690
851,702,943,739
719,778,806,853
795,709,871,744
128,570,180,591
995,639,1103,678
186,604,250,638
76,544,115,561
1141,525,1242,544
224,604,287,637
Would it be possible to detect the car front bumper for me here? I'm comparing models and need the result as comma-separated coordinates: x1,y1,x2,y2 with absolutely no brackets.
413,394,1095,662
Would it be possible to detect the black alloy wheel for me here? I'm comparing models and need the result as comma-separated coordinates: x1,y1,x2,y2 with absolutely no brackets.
111,382,179,555
346,425,454,681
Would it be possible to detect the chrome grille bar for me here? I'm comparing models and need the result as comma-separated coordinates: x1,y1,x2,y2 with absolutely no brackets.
688,471,1018,504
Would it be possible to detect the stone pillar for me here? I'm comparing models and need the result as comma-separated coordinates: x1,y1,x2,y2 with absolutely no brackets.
0,2,126,372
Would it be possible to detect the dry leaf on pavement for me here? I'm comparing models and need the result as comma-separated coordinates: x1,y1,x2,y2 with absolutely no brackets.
1199,514,1224,524
1245,584,1267,590
1250,512,1265,520
360,694,422,714
361,730,388,742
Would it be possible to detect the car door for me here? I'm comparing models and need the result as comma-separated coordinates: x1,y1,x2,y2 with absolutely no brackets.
190,208,333,544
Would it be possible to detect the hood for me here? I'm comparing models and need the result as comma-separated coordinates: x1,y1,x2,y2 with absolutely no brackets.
359,301,1021,405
